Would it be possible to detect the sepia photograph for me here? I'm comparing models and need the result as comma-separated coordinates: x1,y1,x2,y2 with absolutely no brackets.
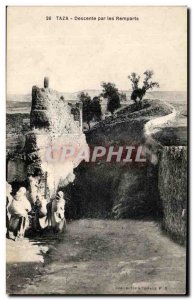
6,6,188,295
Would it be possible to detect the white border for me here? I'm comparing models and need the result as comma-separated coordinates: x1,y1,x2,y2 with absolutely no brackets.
0,1,192,299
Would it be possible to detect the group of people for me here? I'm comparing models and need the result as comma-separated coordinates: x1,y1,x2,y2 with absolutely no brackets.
6,182,66,241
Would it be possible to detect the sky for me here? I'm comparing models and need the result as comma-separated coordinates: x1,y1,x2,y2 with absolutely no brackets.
7,6,187,94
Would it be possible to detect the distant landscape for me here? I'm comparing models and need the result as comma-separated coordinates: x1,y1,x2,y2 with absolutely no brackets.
6,91,187,150
7,90,187,116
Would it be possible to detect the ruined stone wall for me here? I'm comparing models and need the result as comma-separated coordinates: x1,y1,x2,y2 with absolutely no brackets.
30,86,80,133
7,158,27,183
158,146,187,244
26,80,87,199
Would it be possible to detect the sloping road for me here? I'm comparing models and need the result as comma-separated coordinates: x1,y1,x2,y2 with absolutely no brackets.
7,219,186,295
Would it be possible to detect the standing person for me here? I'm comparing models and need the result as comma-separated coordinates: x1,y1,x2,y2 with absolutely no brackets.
51,191,66,233
6,182,13,238
31,195,48,231
8,187,31,241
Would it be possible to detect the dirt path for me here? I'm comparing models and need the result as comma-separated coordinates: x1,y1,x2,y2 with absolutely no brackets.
6,219,186,295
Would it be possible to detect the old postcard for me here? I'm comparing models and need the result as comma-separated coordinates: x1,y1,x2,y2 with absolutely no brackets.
6,6,188,295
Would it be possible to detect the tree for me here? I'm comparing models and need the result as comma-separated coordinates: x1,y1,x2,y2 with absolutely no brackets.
92,97,102,121
101,82,121,114
143,70,160,91
78,92,93,129
128,70,159,105
78,93,102,129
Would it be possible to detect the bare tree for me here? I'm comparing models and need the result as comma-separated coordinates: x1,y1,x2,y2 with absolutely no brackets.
128,70,159,107
128,72,140,90
143,70,160,91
